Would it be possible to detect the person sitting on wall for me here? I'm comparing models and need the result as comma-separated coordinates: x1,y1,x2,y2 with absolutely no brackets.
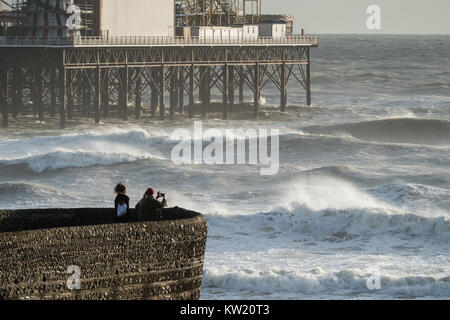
135,187,167,221
114,183,130,222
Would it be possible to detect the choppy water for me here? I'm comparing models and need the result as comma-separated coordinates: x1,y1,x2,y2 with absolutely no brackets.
0,35,449,299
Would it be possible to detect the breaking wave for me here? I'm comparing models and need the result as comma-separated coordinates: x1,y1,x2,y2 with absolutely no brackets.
0,182,66,198
206,177,450,241
0,150,157,173
208,203,450,242
302,118,450,146
0,128,173,173
203,267,450,298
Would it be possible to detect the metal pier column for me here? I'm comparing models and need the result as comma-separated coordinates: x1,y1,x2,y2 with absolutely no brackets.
95,64,101,124
205,67,211,109
239,66,244,104
222,64,229,120
160,66,165,120
35,68,44,121
306,48,312,106
170,67,177,120
178,68,184,113
200,66,206,117
122,66,129,121
67,70,73,120
50,68,57,117
135,70,142,120
60,67,67,129
281,61,287,112
12,67,21,118
228,65,234,108
151,68,158,118
254,63,260,118
102,69,109,118
189,64,194,119
1,68,7,127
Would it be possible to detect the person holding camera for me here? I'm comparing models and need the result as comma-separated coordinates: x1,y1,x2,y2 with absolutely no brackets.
135,187,167,221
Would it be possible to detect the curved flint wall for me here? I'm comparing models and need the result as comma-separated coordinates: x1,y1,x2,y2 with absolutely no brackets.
0,207,208,300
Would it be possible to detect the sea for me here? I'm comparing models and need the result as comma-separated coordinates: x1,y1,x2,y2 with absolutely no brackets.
0,35,449,299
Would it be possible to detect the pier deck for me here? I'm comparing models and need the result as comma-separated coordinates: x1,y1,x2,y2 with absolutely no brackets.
0,36,318,128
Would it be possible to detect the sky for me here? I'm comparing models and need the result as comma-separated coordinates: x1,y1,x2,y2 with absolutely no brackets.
263,0,450,34
2,0,449,34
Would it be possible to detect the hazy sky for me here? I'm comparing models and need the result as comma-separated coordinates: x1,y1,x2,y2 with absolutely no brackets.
263,0,450,34
1,0,449,34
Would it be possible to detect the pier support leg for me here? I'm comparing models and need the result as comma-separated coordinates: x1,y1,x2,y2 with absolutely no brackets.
281,62,287,112
170,67,177,120
95,65,101,124
228,65,234,108
200,66,207,117
151,68,158,118
306,48,312,106
35,68,43,121
12,67,21,118
223,64,229,120
60,67,67,129
199,67,204,104
1,68,7,127
122,66,129,121
119,66,130,121
239,67,244,104
102,69,109,118
178,68,184,113
160,66,165,120
118,70,123,119
189,65,194,119
50,68,57,117
205,67,211,108
67,70,73,120
254,63,260,118
82,72,90,117
135,69,142,120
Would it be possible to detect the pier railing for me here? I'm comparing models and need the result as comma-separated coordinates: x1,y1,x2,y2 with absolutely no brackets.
0,35,318,47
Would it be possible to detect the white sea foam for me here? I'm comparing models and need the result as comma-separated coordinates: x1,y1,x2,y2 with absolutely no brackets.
0,149,158,173
204,177,450,242
203,266,450,298
0,128,173,172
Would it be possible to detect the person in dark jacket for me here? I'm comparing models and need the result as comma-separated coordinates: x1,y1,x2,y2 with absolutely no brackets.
135,187,167,221
114,183,130,222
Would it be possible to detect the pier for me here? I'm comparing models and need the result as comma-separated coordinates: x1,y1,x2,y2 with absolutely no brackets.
0,0,318,129
1,36,317,128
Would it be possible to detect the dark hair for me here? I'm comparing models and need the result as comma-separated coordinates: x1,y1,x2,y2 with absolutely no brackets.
114,183,127,194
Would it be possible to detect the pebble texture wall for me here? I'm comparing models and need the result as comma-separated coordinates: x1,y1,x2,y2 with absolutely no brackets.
0,207,208,300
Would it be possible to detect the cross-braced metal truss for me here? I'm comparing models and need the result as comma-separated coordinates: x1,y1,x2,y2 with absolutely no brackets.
1,45,313,128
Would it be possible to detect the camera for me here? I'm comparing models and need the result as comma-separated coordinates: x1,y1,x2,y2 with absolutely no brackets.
157,192,166,199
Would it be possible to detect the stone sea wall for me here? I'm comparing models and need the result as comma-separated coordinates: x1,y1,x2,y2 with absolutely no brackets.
0,207,208,300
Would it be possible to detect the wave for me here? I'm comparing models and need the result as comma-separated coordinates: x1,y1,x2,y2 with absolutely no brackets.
215,204,449,241
0,150,157,173
206,177,450,241
0,182,66,198
371,183,450,213
0,182,78,208
296,165,378,183
0,128,173,173
302,118,450,146
203,267,450,298
1,128,172,152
